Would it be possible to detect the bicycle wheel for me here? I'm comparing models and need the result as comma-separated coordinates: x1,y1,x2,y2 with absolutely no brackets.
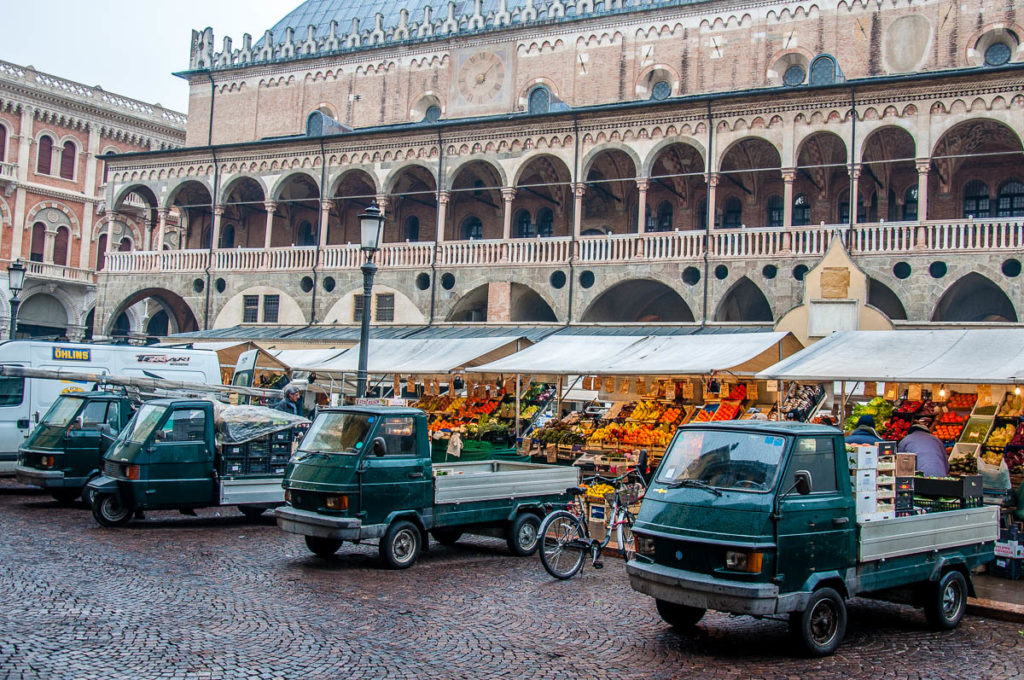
538,510,588,580
614,506,636,561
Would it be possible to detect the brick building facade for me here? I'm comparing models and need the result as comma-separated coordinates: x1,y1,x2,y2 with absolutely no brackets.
0,61,185,340
98,0,1024,342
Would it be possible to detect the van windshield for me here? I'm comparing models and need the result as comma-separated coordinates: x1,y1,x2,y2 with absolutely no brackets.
119,404,166,444
657,429,788,492
299,412,373,454
40,396,85,427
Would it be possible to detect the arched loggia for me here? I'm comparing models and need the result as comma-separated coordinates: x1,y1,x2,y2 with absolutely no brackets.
581,280,694,322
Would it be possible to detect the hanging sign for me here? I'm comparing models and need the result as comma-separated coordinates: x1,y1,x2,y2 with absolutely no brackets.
407,376,416,393
603,377,614,393
682,380,694,400
747,382,758,401
863,381,876,398
907,383,923,402
665,381,676,401
393,374,401,395
635,378,646,395
884,382,899,400
765,380,779,393
977,384,992,407
618,378,630,394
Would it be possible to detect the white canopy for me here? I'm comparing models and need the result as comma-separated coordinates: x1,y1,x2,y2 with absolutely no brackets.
758,329,1024,384
474,332,799,376
310,337,524,375
269,348,348,371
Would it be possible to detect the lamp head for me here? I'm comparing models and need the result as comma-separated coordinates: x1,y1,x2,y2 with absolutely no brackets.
7,259,26,296
359,202,384,254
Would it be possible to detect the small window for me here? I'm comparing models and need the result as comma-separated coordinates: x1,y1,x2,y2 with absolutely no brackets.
159,408,206,443
537,208,554,237
404,216,420,242
793,194,810,226
353,294,366,322
902,186,918,221
96,234,108,271
376,293,395,322
514,210,532,238
766,195,783,227
262,295,280,323
80,400,110,429
808,55,837,86
997,180,1024,218
59,140,76,180
786,437,837,493
650,80,671,101
37,135,53,174
118,238,132,252
0,375,25,406
424,105,441,123
219,224,236,249
985,42,1012,67
461,216,483,240
30,223,45,263
528,86,550,114
783,65,806,87
379,416,416,455
0,125,6,161
243,295,259,323
963,179,990,218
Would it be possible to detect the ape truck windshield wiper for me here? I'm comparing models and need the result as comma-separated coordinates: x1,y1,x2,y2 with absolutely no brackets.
662,479,723,496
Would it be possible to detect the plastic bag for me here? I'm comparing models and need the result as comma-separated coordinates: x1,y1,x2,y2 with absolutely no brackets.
977,450,1011,492
212,402,310,444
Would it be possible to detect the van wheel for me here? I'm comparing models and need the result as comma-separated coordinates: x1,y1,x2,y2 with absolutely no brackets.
925,570,967,630
656,599,706,629
431,528,463,546
789,587,846,657
305,536,342,558
51,489,81,506
506,513,541,556
82,484,97,509
92,494,132,527
380,520,421,569
238,506,266,520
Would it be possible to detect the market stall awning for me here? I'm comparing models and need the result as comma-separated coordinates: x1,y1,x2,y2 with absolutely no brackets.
757,329,1024,384
309,337,527,375
269,348,349,371
474,332,800,376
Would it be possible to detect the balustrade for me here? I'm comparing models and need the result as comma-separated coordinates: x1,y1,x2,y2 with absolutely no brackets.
24,261,95,284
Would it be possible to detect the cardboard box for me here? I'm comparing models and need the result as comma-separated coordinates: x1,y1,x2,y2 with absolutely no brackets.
850,469,877,491
995,541,1024,559
914,474,983,499
894,453,917,477
848,445,878,470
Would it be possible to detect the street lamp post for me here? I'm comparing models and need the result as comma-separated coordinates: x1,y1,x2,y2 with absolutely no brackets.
7,259,26,340
356,203,385,398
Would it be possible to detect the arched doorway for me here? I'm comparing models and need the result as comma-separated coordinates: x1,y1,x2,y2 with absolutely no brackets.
449,160,504,241
513,156,572,238
581,280,694,322
649,142,706,230
860,127,915,224
387,165,438,243
718,138,783,228
795,132,848,226
221,177,266,248
583,149,639,234
714,277,773,322
931,119,1024,221
15,294,69,338
107,288,200,337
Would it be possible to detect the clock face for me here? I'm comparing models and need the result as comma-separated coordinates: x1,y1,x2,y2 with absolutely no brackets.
457,51,506,106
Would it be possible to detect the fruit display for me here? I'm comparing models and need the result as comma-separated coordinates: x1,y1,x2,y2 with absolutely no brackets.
985,423,1016,450
959,417,993,445
998,392,1024,418
946,392,977,411
845,397,894,432
949,450,979,475
585,483,615,500
894,400,922,415
712,400,742,421
885,417,911,440
931,422,964,441
692,404,719,423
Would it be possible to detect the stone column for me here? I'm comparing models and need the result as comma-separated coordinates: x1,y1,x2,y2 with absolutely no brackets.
318,200,332,247
211,204,224,249
916,159,930,222
43,229,56,262
375,195,389,243
11,106,34,259
849,164,861,226
636,178,649,233
501,188,516,240
436,191,450,242
782,168,796,228
106,214,121,253
79,124,101,270
573,182,586,239
143,214,156,251
263,201,277,249
156,208,169,251
706,174,719,231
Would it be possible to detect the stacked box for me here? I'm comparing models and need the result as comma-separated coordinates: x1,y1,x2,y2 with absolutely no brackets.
247,440,270,458
270,441,293,465
895,477,915,514
849,443,898,521
246,457,270,474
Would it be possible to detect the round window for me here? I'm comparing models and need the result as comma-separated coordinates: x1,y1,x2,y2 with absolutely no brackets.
323,276,336,292
424,105,441,123
192,278,204,293
215,278,226,293
416,272,431,290
441,273,456,290
985,42,1012,67
893,262,911,280
549,271,567,289
928,262,947,279
714,265,729,280
300,276,314,292
1002,258,1022,278
579,270,595,289
682,267,701,286
651,81,671,101
762,264,778,280
793,264,809,281
783,64,806,87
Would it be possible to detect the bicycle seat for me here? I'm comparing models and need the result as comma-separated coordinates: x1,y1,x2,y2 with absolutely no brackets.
567,486,588,495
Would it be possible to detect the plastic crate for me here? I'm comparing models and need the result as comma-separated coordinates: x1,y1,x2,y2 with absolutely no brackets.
222,443,246,458
990,557,1024,580
246,457,270,475
221,459,245,476
270,441,292,455
271,429,293,443
269,464,288,476
247,440,270,458
269,452,291,465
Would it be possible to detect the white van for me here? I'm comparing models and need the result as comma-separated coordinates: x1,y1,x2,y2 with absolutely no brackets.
0,341,221,472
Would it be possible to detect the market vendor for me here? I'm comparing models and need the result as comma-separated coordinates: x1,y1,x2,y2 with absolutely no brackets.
846,415,883,445
897,416,949,477
273,384,303,416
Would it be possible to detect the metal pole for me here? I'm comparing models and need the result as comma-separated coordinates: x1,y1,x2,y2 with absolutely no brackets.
355,258,377,398
8,295,20,340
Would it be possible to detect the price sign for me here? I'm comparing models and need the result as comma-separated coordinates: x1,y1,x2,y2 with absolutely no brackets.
863,381,876,398
393,374,401,394
977,384,992,407
884,382,899,400
665,381,676,400
618,378,630,394
907,383,923,402
766,380,779,393
603,377,614,393
747,382,758,400
682,381,694,400
636,378,646,395
407,376,416,393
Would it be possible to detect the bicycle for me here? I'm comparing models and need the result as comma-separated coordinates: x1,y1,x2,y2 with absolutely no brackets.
538,469,646,580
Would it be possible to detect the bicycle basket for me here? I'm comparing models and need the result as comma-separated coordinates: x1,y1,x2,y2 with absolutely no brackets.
605,484,642,505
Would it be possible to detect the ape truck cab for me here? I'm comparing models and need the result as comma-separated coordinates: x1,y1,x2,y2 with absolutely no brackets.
275,406,579,568
15,391,135,504
87,398,308,526
626,422,998,656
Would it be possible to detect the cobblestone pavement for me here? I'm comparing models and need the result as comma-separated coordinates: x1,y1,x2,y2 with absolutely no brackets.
2,479,1023,680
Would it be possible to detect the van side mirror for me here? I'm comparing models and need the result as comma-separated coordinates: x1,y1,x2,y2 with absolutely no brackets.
372,437,387,457
794,470,812,495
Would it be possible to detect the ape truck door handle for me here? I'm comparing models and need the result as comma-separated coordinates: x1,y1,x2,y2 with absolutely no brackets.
832,517,849,526
408,472,424,479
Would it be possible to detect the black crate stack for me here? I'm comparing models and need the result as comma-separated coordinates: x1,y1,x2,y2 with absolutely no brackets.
220,428,295,476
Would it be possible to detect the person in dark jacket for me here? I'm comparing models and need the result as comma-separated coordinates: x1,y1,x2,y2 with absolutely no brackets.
273,384,302,416
898,417,949,477
845,414,883,444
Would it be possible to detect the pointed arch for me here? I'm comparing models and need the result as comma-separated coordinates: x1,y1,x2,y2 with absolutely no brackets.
931,273,1017,322
581,280,694,322
867,278,907,320
714,277,773,322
